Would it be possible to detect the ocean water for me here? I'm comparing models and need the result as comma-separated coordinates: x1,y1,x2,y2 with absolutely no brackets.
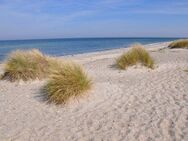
0,38,178,61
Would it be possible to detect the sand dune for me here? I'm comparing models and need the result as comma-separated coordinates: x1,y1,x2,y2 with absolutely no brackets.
0,42,188,141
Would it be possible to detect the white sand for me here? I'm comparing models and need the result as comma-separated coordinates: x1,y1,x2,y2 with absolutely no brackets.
0,42,188,141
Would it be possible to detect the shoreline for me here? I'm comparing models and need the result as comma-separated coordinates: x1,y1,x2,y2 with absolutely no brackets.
59,41,171,63
0,41,171,64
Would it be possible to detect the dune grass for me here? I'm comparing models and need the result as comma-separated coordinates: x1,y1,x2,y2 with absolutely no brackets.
0,74,2,80
1,49,57,82
44,62,92,104
168,39,188,49
116,44,154,69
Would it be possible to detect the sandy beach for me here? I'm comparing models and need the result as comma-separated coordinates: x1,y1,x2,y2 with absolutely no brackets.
0,42,188,141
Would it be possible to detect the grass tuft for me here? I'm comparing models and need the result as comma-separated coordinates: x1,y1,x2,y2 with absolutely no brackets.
44,62,92,104
2,49,57,82
168,39,188,49
0,74,3,80
116,44,154,69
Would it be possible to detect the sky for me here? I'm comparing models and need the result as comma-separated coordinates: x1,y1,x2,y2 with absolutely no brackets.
0,0,188,40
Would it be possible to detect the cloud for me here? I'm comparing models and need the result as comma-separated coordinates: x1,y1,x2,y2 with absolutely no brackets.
0,0,188,21
0,0,98,24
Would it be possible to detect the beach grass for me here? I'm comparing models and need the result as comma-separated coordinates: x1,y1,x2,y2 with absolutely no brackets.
1,49,57,82
0,74,2,80
168,39,188,49
44,62,92,104
116,44,154,69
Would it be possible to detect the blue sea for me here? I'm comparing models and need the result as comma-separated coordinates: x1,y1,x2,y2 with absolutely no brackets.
0,38,178,61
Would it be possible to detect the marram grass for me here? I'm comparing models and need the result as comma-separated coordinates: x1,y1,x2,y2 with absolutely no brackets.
0,74,3,80
168,39,188,49
2,49,57,82
44,62,92,104
116,44,154,69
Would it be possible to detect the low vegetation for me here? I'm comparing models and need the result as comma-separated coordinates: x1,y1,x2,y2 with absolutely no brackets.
0,74,2,80
1,49,56,81
168,39,188,49
44,62,92,104
116,44,154,69
1,49,92,104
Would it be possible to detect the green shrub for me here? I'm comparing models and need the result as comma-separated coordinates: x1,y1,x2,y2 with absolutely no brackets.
116,44,154,69
2,49,56,81
44,62,92,104
168,39,188,49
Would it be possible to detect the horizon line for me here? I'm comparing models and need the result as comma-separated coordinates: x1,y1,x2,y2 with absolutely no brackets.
0,36,186,42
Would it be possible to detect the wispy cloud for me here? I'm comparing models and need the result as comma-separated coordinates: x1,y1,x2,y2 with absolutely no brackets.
1,0,188,20
0,0,98,24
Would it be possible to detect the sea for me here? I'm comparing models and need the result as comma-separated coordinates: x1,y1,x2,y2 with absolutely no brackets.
0,38,178,61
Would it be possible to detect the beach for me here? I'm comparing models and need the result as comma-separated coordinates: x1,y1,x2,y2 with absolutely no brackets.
0,42,188,141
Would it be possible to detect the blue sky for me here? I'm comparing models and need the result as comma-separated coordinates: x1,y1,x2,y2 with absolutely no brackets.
0,0,188,40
